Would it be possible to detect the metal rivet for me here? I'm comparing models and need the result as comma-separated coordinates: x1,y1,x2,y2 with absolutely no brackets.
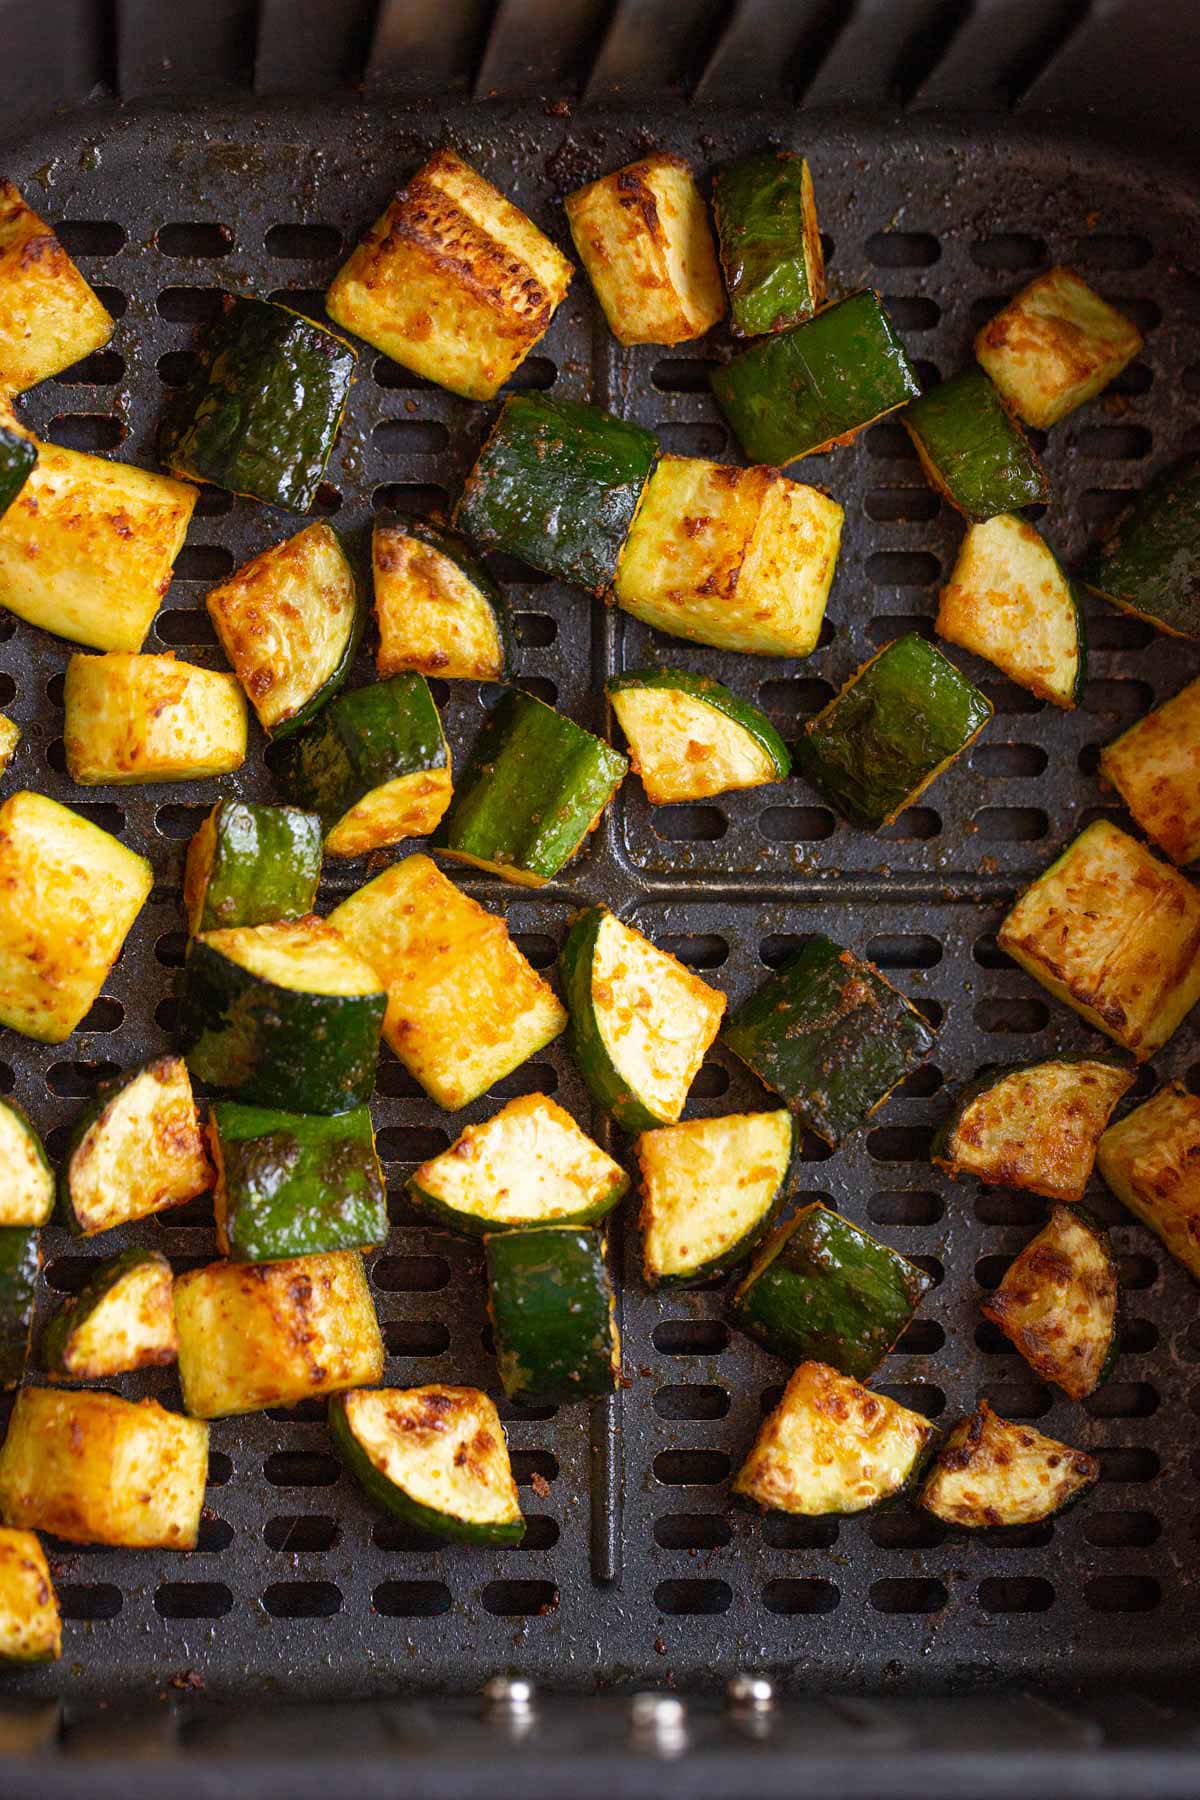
727,1673,775,1712
483,1675,536,1715
629,1692,687,1755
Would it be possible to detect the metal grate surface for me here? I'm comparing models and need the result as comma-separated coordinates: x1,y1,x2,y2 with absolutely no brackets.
0,95,1197,1705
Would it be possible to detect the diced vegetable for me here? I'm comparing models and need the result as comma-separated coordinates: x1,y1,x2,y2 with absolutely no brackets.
0,1528,60,1662
0,1099,53,1227
1079,460,1200,640
373,520,514,682
209,1101,387,1262
975,266,1143,429
0,180,113,391
1100,673,1200,865
183,798,324,936
63,651,247,784
42,1247,178,1379
982,1205,1118,1401
0,713,19,776
637,1109,793,1284
58,1055,210,1236
0,420,36,518
921,1402,1098,1528
1097,1082,1200,1281
607,667,790,802
933,1058,1133,1204
936,513,1086,708
485,1225,618,1405
902,370,1048,520
0,1230,38,1388
712,150,824,337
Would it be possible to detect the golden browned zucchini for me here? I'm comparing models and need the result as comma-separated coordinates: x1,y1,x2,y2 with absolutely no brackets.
0,713,18,777
921,1402,1098,1528
0,1528,60,1661
982,1205,1118,1400
64,651,247,784
932,1057,1133,1203
1100,674,1200,866
59,1055,210,1236
1098,1081,1200,1281
936,513,1085,708
0,181,113,391
43,1247,178,1378
975,265,1143,429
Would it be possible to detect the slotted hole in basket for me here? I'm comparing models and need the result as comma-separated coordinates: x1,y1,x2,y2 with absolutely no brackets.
516,611,557,648
264,222,342,259
869,1509,946,1551
866,550,941,588
54,348,124,386
651,357,711,393
503,355,556,391
195,1517,234,1553
759,806,836,842
656,933,728,969
652,805,727,842
155,803,212,841
655,1579,732,1616
155,1582,233,1619
981,677,1045,715
877,808,940,841
156,609,217,646
58,1585,122,1621
870,1579,947,1614
653,1320,729,1357
1084,1577,1161,1612
758,933,817,968
866,933,942,969
894,1320,945,1355
972,807,1049,841
1085,1383,1159,1420
1085,612,1155,651
1085,1510,1161,1548
372,1517,453,1554
510,1450,558,1489
655,421,728,457
373,483,451,517
761,1579,840,1616
878,1381,945,1417
45,1061,119,1100
868,1189,943,1226
757,676,835,724
866,421,919,460
759,1514,838,1550
263,1516,339,1553
373,1582,452,1617
78,996,124,1033
510,932,558,970
978,1578,1055,1614
373,419,451,456
372,1253,452,1291
974,998,1050,1034
867,231,940,267
882,294,940,330
866,613,934,647
173,544,236,582
1083,678,1154,720
1097,1447,1160,1483
654,1513,732,1550
0,1063,13,1097
653,1450,730,1486
970,233,1047,270
974,1190,1044,1227
374,1129,451,1166
45,413,123,452
1079,487,1135,528
490,1062,559,1100
263,1452,340,1488
66,801,124,835
383,1320,451,1359
864,485,941,524
157,285,227,322
482,1581,558,1617
266,287,328,322
979,1380,1053,1419
691,1062,730,1099
653,1384,730,1421
971,743,1048,778
866,1126,936,1163
262,1582,342,1619
1076,423,1152,460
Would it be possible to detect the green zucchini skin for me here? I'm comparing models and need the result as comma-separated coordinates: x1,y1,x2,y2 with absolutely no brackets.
268,673,449,835
186,800,323,935
158,296,356,512
485,1226,618,1406
267,525,364,742
402,519,517,680
453,394,658,594
731,1204,932,1379
210,1101,387,1262
902,370,1048,520
0,424,36,520
606,667,791,779
710,290,920,466
712,151,822,338
722,934,937,1145
797,632,993,830
0,1229,39,1389
559,905,647,1131
40,1246,173,1375
1079,459,1200,639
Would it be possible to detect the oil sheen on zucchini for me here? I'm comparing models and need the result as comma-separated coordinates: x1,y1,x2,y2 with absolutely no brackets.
42,1247,178,1379
936,513,1086,708
0,1098,54,1227
637,1110,793,1284
982,1205,1118,1401
58,1055,210,1237
902,369,1048,520
921,1401,1098,1528
1097,1081,1200,1282
183,799,324,936
0,1229,38,1388
1100,673,1200,866
373,519,515,682
210,1100,387,1262
485,1226,619,1406
607,667,790,803
933,1057,1134,1204
712,150,824,338
1080,459,1200,639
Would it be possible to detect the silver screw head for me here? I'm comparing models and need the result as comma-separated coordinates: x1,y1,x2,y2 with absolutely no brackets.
483,1675,536,1714
629,1691,688,1754
727,1673,775,1711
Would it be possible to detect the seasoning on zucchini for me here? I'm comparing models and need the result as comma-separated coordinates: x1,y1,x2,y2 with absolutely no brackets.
936,513,1086,708
902,370,1048,520
184,798,324,936
267,672,452,859
933,1058,1133,1204
0,1528,60,1662
374,519,514,683
432,687,626,886
58,1055,210,1237
731,1202,933,1380
0,712,19,776
330,1385,524,1545
0,180,113,391
733,1361,937,1516
0,1230,38,1388
485,1225,619,1406
637,1109,793,1285
0,1098,53,1227
0,419,35,519
712,150,824,338
710,290,920,466
454,394,658,595
209,1100,387,1262
997,819,1200,1061
607,668,790,802
64,651,248,784
42,1247,178,1380
328,854,566,1111
982,1205,1118,1401
975,265,1143,429
409,1093,628,1234
1097,1082,1200,1282
722,935,937,1145
1100,673,1200,865
921,1402,1098,1529
1079,460,1200,639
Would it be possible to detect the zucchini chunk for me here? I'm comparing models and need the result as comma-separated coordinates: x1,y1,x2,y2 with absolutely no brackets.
982,1205,1118,1401
64,651,247,784
0,791,153,1044
561,906,727,1132
936,513,1086,708
59,1055,210,1237
731,1202,932,1380
933,1058,1133,1204
454,394,658,595
723,935,937,1145
173,1251,383,1420
565,152,725,347
608,668,790,802
0,1098,53,1226
712,150,824,338
327,148,572,401
42,1247,178,1380
181,915,386,1114
330,1385,524,1545
0,1230,38,1388
432,688,626,886
1098,1082,1200,1281
0,1387,208,1547
997,819,1200,1060
0,1528,60,1662
328,854,566,1111
797,633,992,829
0,180,113,391
206,522,362,739
1100,673,1200,865
373,520,514,683
733,1361,937,1516
612,456,843,657
183,798,324,936
1079,461,1200,639
921,1402,1098,1529
711,290,920,466
268,673,452,859
485,1226,619,1405
209,1100,387,1262
0,419,35,518
637,1109,793,1285
409,1093,628,1234
0,711,19,776
975,265,1143,429
902,370,1048,521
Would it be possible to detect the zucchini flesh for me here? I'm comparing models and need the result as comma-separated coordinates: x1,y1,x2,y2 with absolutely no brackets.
1080,460,1200,640
713,150,824,338
936,513,1085,708
933,1058,1133,1204
975,265,1143,429
210,1100,387,1262
485,1225,619,1406
0,421,35,519
902,370,1048,520
0,1527,59,1662
1097,1081,1200,1281
733,1361,937,1516
0,712,18,775
64,651,247,784
330,1386,524,1545
637,1109,793,1284
1100,673,1200,866
183,798,324,936
607,667,790,802
59,1055,210,1237
982,1205,1118,1401
373,520,514,682
0,1098,53,1226
42,1247,177,1379
0,1229,38,1388
0,181,113,392
921,1402,1098,1528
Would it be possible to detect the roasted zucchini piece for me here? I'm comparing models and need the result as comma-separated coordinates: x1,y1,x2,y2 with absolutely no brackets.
0,1098,53,1227
637,1109,793,1285
0,1230,38,1388
608,667,790,802
902,370,1048,520
374,520,514,683
711,290,920,466
975,265,1143,429
173,1251,384,1420
933,1058,1133,1203
42,1247,177,1379
0,1528,59,1662
485,1225,619,1406
712,150,824,338
1079,461,1200,639
1100,674,1200,865
59,1055,210,1237
454,393,658,595
432,687,625,886
723,935,937,1145
1098,1082,1200,1281
0,791,153,1044
0,420,35,518
327,148,572,401
561,906,726,1132
64,651,247,784
733,1361,937,1516
267,673,452,858
731,1202,932,1379
921,1402,1098,1528
181,915,386,1115
409,1093,628,1234
160,295,355,512
206,522,362,739
183,798,324,936
997,820,1200,1060
209,1100,387,1262
0,712,19,776
330,1385,524,1545
612,456,843,657
0,181,113,391
936,513,1086,708
328,854,566,1111
982,1205,1118,1401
